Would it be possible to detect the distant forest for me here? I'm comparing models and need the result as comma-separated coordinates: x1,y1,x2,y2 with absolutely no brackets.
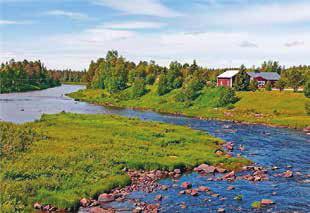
48,70,87,83
1,53,309,94
0,60,60,93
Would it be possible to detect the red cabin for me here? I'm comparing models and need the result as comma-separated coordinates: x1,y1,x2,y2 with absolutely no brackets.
217,70,239,87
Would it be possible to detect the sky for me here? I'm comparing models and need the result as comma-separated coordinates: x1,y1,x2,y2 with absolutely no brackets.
1,0,310,70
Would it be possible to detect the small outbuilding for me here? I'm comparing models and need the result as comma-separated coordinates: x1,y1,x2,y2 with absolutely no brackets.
217,70,239,87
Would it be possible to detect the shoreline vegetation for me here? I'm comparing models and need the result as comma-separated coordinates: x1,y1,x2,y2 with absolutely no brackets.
68,86,310,130
67,50,309,130
0,60,60,94
0,113,250,211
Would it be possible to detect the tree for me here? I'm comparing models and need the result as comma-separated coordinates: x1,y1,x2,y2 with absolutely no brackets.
249,80,258,91
132,78,147,98
157,74,170,96
304,81,310,98
176,77,204,102
261,61,282,74
265,81,272,91
275,78,287,92
234,65,250,91
286,70,304,92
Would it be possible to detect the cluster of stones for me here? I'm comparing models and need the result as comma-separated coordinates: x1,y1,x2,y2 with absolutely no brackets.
77,168,188,213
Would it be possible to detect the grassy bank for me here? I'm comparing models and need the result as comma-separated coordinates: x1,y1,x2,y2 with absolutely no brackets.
0,113,248,211
61,82,87,85
68,86,310,129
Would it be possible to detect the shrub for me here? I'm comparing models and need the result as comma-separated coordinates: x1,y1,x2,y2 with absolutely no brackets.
131,78,147,98
145,74,156,85
249,80,258,91
265,81,272,91
304,81,310,98
217,88,239,107
275,78,287,92
175,77,204,102
157,74,170,96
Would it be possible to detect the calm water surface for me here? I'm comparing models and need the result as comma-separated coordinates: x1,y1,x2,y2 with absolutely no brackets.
0,85,309,212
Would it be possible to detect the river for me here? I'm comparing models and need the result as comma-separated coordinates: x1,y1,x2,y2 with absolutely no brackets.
0,85,309,212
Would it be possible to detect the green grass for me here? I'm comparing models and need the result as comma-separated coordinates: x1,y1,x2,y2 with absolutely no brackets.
0,113,249,212
61,82,88,86
68,86,310,129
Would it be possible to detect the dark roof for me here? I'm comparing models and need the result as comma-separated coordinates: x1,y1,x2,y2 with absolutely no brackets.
247,72,280,81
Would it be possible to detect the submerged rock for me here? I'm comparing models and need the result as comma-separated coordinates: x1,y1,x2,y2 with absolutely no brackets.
261,199,274,205
181,182,192,189
283,170,293,178
217,208,225,213
98,193,115,202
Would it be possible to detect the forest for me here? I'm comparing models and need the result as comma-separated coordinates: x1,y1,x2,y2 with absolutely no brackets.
68,50,310,129
48,69,87,83
83,51,309,102
0,59,60,93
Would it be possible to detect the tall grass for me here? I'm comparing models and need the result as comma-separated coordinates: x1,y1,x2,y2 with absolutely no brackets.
0,113,249,211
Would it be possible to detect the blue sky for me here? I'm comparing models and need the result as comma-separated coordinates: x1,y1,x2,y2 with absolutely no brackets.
1,0,310,70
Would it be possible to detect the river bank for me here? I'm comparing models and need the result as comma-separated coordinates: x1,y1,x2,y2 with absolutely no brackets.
68,87,310,130
0,113,248,212
1,85,309,212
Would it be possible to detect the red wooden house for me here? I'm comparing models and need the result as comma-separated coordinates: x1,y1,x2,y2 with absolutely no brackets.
247,72,280,88
217,70,239,87
217,70,280,88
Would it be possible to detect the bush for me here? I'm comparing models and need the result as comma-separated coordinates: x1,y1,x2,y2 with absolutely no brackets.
146,74,156,85
249,80,258,91
265,81,272,91
217,88,239,107
131,78,147,98
304,81,310,98
175,77,204,102
275,78,287,92
157,74,170,96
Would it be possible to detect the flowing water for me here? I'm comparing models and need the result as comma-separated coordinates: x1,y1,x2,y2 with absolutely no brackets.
0,85,309,212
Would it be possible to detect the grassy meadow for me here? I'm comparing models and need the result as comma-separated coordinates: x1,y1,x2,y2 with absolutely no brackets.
69,86,310,129
0,113,249,211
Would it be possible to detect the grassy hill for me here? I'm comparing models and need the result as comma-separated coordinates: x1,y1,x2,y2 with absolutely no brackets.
69,86,310,129
0,113,248,211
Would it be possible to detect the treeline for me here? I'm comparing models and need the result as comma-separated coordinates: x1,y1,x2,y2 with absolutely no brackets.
49,70,87,83
0,59,60,93
84,51,309,107
236,61,310,92
85,50,239,106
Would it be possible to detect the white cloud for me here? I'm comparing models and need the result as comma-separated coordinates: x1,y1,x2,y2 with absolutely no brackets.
92,0,181,17
198,1,310,27
45,10,90,20
3,25,310,70
0,20,30,25
284,41,304,47
239,41,258,48
102,21,166,30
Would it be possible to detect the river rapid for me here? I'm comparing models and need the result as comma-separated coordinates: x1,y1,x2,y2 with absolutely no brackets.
0,85,309,212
